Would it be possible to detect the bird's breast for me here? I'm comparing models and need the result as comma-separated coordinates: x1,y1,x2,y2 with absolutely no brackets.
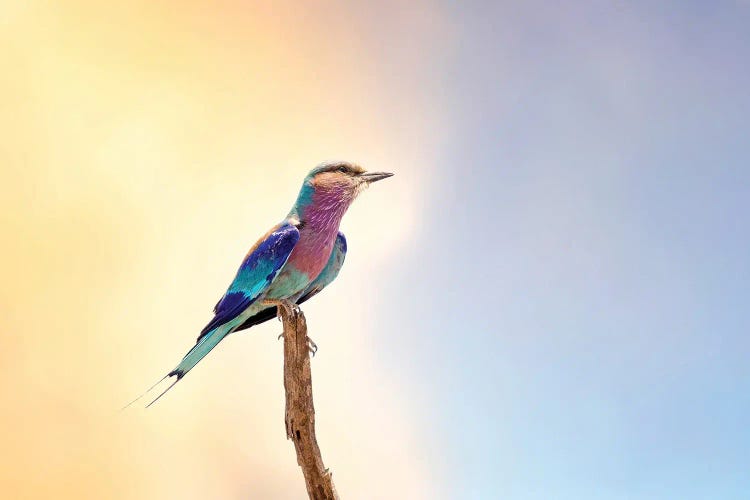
286,228,336,279
265,227,336,300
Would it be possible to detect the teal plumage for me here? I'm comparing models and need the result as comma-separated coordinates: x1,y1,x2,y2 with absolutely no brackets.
129,162,393,407
231,232,347,333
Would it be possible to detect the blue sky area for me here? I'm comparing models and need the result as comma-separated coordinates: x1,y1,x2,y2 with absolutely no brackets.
376,2,750,498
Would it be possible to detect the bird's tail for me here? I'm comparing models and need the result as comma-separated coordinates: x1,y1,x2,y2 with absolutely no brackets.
122,324,232,409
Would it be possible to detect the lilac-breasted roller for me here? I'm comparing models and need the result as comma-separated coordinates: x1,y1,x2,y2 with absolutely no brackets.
131,162,393,407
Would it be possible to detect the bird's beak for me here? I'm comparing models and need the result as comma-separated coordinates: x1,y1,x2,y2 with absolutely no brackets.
358,171,394,183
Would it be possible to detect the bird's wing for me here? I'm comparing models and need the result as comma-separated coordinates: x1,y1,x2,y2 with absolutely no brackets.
123,221,300,408
232,231,347,333
196,221,300,342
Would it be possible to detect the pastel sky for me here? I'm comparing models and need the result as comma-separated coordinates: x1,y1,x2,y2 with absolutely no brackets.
2,1,749,499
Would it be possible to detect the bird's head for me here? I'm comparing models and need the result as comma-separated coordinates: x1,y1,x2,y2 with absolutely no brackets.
305,161,393,196
291,161,393,221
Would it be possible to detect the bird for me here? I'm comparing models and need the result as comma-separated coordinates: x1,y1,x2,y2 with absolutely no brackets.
128,161,393,408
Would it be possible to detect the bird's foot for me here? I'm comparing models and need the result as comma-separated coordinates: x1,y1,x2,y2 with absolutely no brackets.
307,336,318,356
278,331,316,355
264,299,300,319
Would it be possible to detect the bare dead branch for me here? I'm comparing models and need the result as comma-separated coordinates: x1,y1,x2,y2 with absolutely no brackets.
278,302,339,500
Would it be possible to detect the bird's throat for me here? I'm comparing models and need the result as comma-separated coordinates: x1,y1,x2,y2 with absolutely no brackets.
287,187,352,279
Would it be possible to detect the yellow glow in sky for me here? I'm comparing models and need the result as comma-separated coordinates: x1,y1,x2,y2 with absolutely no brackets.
1,1,448,498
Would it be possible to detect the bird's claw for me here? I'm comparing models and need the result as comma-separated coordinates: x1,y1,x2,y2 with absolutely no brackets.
265,299,301,319
307,337,318,356
279,300,300,318
278,330,316,356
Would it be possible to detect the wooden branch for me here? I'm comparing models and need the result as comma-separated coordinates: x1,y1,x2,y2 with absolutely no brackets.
278,302,339,500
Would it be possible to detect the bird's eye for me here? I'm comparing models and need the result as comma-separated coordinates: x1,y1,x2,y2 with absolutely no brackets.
337,166,349,173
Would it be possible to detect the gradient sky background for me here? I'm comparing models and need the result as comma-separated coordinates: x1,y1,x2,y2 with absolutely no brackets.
2,1,749,499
